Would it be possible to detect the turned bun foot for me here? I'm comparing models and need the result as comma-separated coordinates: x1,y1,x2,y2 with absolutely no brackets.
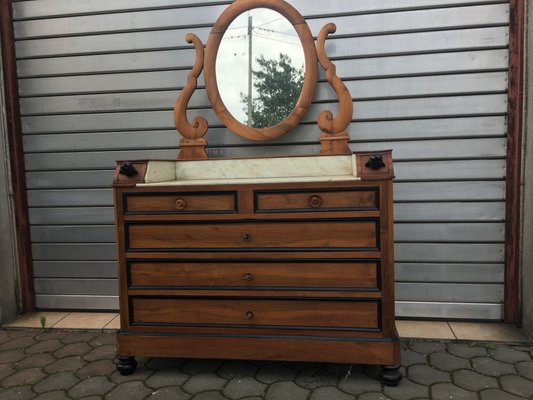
381,364,402,386
116,356,137,375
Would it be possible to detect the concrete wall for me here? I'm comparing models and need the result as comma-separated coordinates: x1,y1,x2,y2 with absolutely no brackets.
522,0,533,336
0,42,20,324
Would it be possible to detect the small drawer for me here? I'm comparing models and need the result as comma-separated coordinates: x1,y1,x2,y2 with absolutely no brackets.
126,220,378,251
255,189,378,213
128,261,379,290
124,192,236,213
132,298,379,330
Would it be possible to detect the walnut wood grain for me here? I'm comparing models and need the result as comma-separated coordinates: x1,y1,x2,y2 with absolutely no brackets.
117,334,400,365
132,298,379,329
125,193,236,213
127,220,378,250
255,189,377,212
316,23,353,134
173,33,208,160
129,261,378,289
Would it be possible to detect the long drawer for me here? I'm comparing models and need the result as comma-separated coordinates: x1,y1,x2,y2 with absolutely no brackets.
128,260,379,290
126,220,378,251
131,298,379,330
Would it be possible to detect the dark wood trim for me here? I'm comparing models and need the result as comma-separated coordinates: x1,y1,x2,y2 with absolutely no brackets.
504,0,524,325
0,0,35,312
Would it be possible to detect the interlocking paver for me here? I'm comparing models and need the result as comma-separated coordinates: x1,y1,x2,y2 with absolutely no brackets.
147,386,191,400
61,333,100,345
104,381,152,400
295,367,337,389
45,356,86,374
0,363,16,380
1,329,533,400
431,383,477,400
145,368,189,388
0,349,27,363
264,381,308,400
337,371,381,394
429,352,470,372
33,391,71,400
26,340,63,355
34,332,69,342
516,360,533,379
407,364,450,385
499,374,533,398
223,377,266,399
480,388,525,400
68,376,114,398
383,378,428,400
471,356,516,377
0,336,36,351
190,391,227,400
83,345,116,362
493,345,531,363
33,371,79,393
409,341,446,355
53,342,92,359
452,369,498,391
1,368,47,388
400,349,426,367
182,373,227,394
16,353,56,369
448,343,488,359
88,334,116,347
358,394,392,400
0,385,36,399
309,386,353,400
76,359,117,379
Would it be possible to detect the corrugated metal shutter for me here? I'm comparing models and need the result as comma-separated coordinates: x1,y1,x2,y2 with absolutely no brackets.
13,0,508,319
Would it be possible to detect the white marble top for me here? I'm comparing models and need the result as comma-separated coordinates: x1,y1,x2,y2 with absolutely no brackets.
138,154,359,186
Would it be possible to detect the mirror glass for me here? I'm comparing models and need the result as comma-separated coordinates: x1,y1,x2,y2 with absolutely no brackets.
216,8,305,128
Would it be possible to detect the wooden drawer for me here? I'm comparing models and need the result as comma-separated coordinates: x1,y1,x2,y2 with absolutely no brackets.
124,192,236,213
128,261,379,290
255,188,378,212
131,298,379,329
126,220,378,251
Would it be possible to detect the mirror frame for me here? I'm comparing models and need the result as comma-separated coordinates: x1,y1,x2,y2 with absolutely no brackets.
204,0,317,141
173,0,353,160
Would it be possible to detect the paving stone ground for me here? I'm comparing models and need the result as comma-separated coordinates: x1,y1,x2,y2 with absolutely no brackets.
0,329,532,399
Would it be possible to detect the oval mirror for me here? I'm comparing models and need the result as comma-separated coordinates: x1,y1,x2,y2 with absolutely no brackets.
204,1,317,141
216,8,305,128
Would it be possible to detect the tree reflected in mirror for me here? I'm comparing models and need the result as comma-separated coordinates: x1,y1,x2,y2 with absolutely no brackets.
241,53,304,128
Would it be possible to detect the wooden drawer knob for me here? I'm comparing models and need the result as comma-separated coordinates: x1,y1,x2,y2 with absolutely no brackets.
245,311,254,320
308,194,323,208
175,198,187,210
242,233,252,241
242,273,254,281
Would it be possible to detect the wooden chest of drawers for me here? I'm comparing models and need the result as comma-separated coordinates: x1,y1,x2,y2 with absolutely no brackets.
113,152,400,385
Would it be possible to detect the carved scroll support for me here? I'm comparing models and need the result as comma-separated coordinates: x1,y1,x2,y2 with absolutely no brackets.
316,23,352,155
174,33,208,160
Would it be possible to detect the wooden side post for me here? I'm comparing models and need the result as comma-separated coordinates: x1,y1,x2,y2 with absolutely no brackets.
0,0,36,312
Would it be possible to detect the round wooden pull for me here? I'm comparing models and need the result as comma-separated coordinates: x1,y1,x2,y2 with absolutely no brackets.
245,311,254,320
242,273,253,281
242,233,252,241
308,194,323,208
175,198,187,210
